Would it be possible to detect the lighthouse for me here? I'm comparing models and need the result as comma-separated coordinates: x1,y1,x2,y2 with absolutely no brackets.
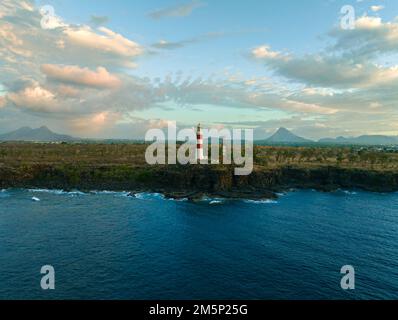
196,123,204,161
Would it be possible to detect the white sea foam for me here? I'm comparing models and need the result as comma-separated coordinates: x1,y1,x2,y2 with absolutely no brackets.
209,200,223,205
68,190,87,196
91,190,129,196
31,196,40,202
28,188,87,196
29,188,65,194
167,197,188,202
342,190,357,195
133,192,165,200
243,199,278,204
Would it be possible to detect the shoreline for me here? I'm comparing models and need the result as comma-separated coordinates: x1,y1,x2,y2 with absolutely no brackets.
1,166,397,200
1,165,398,200
1,144,397,199
1,185,395,203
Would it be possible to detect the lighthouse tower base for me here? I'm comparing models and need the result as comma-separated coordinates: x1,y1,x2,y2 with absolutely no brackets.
196,149,204,161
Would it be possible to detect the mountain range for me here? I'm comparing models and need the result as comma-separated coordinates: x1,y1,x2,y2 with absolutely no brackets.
0,126,398,145
262,127,398,145
0,126,76,142
318,135,398,145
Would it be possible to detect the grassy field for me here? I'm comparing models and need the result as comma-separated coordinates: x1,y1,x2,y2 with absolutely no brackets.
0,142,397,171
1,142,397,195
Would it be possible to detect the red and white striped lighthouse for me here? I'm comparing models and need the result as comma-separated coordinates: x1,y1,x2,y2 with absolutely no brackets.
196,123,204,161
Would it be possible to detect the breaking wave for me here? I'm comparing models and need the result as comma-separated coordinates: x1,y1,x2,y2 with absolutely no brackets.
132,192,165,200
243,199,278,204
90,191,130,197
28,189,87,196
0,189,10,198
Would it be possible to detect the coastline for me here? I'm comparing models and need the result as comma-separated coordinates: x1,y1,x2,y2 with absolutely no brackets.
1,143,397,201
1,164,397,201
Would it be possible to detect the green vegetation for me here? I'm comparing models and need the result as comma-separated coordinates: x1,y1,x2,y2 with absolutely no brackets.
1,143,396,170
0,142,397,196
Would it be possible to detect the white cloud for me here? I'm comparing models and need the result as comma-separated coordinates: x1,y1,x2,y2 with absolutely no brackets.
252,45,284,60
64,26,143,59
41,64,122,89
7,84,58,112
302,87,334,97
2,0,398,138
252,45,398,89
370,5,385,12
149,0,205,19
330,16,398,59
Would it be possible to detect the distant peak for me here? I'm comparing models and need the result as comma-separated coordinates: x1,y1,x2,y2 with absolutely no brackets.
13,126,33,134
276,127,290,133
266,127,312,143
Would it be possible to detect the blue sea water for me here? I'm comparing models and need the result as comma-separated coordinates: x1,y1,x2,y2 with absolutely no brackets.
1,188,398,300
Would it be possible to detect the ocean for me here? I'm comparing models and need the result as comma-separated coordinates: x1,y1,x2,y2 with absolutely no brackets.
1,188,398,300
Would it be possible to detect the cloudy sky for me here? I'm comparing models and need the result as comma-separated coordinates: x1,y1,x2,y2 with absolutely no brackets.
1,0,398,139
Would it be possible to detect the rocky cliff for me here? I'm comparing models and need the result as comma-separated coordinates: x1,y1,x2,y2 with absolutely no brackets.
1,163,396,200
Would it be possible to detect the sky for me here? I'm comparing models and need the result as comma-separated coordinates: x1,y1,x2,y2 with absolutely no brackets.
1,0,398,139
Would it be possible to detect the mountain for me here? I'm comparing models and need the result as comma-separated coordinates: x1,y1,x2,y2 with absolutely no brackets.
0,126,77,142
265,127,313,144
318,135,398,145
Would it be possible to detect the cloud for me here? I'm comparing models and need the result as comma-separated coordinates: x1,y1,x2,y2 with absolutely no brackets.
145,74,338,115
152,39,195,50
89,15,109,26
0,1,145,75
249,13,398,137
253,49,398,89
0,0,149,129
62,26,144,68
329,16,398,60
41,64,122,89
7,84,59,112
69,111,121,134
370,5,385,12
0,0,33,18
2,0,398,138
151,32,224,50
252,15,398,90
39,5,67,30
152,29,270,51
0,96,6,108
252,45,285,60
149,0,205,19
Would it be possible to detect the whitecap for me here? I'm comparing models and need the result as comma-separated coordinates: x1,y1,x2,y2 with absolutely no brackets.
209,200,223,205
28,188,88,196
28,188,66,195
91,190,128,196
0,189,10,198
343,190,357,195
67,190,87,196
167,197,188,202
243,199,278,204
198,196,225,204
133,192,165,200
31,196,40,202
